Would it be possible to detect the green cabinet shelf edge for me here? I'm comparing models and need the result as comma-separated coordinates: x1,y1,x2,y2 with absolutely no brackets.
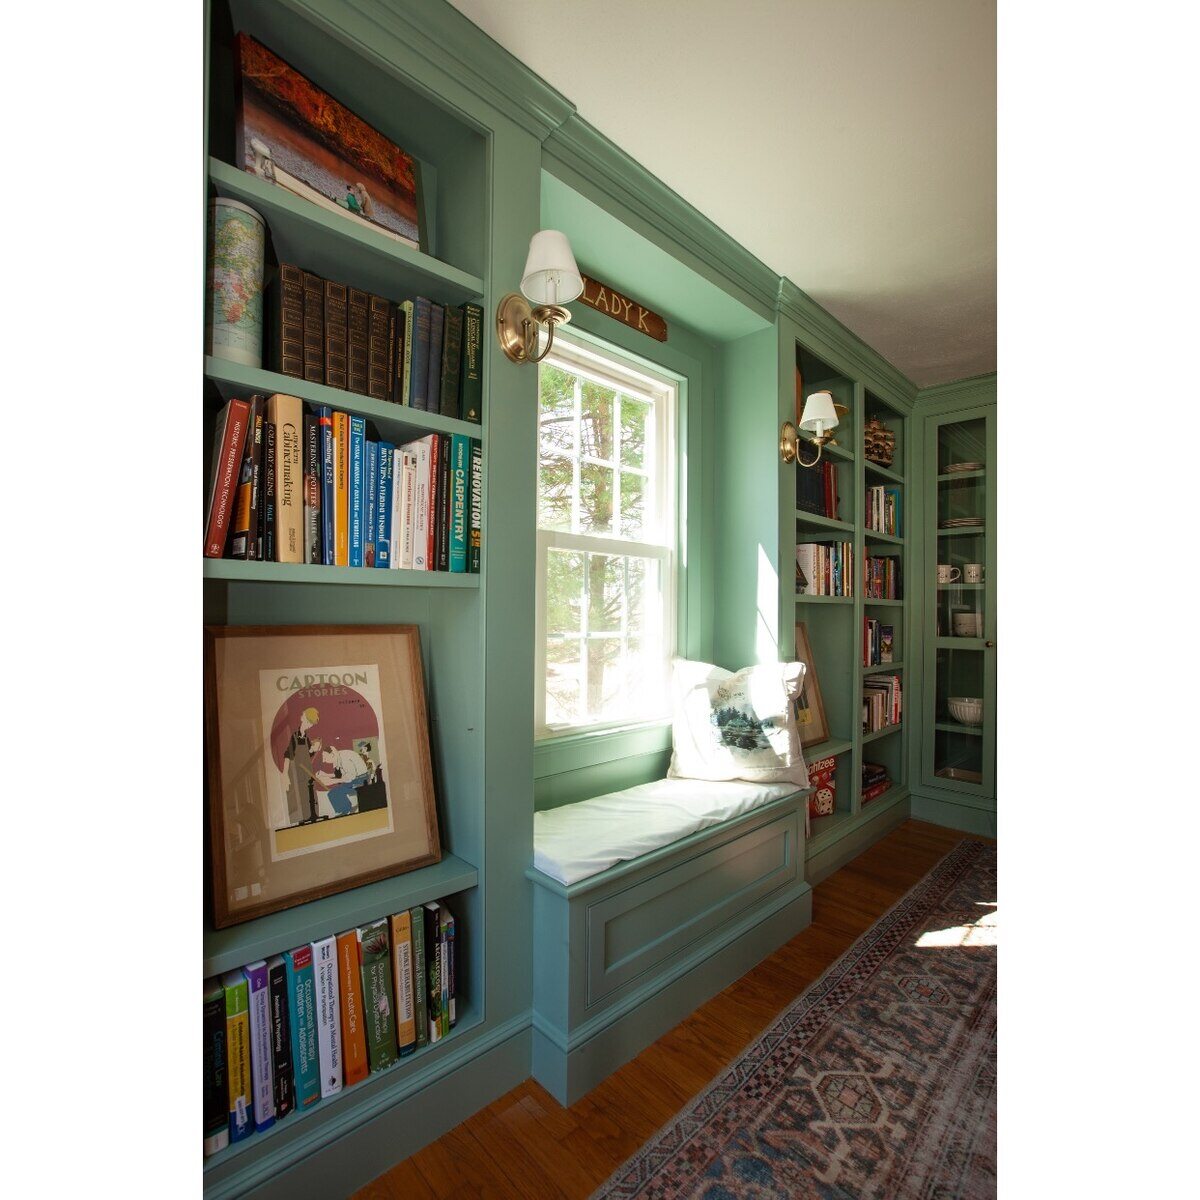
795,509,855,533
203,559,480,589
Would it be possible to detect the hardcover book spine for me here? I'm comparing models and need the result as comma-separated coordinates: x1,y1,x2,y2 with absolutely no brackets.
442,904,456,1029
243,961,275,1132
357,920,400,1072
468,438,482,574
271,263,304,379
409,906,428,1049
389,911,417,1056
427,303,445,416
364,440,378,568
439,305,463,418
349,415,366,568
391,303,407,403
413,436,433,570
347,288,369,395
247,405,265,561
436,432,451,572
367,294,391,401
263,420,277,562
423,903,443,1043
459,302,484,423
390,448,405,569
399,300,415,406
221,971,253,1142
375,442,394,568
203,980,229,1157
303,413,321,564
449,433,468,573
333,411,350,566
310,936,343,1099
267,393,305,564
410,297,432,411
301,271,325,384
204,398,251,558
437,909,450,1038
323,280,349,391
283,946,321,1110
266,956,295,1121
318,406,335,566
229,395,261,560
335,930,370,1087
400,451,417,570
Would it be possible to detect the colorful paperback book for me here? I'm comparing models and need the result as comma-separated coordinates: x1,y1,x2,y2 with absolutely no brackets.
267,393,305,564
357,920,400,1071
449,434,469,573
336,930,369,1087
242,962,275,1132
318,405,335,566
435,433,451,572
203,979,229,1157
389,911,417,1056
423,902,444,1042
310,936,343,1099
266,955,295,1120
409,905,428,1049
459,302,484,423
247,405,266,561
349,415,366,568
441,904,456,1029
406,436,433,570
389,447,406,569
221,970,253,1142
283,946,321,1110
333,411,350,566
364,439,379,568
303,411,321,564
400,450,417,569
229,394,262,560
375,441,394,568
205,397,251,558
468,439,482,574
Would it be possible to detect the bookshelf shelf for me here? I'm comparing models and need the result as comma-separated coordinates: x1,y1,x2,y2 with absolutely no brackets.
863,661,904,675
208,158,485,307
863,597,904,607
864,530,904,545
795,593,854,604
935,636,986,650
794,509,855,534
865,460,904,483
937,469,985,482
938,527,986,538
934,721,984,737
808,808,856,848
937,582,985,590
203,559,480,589
803,438,854,463
805,737,854,759
203,853,479,978
205,358,483,442
862,723,903,745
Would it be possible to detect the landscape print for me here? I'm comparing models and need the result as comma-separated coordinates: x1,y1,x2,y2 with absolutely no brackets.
234,33,421,249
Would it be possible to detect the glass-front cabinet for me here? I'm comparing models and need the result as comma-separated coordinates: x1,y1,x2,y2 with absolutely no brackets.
921,406,996,801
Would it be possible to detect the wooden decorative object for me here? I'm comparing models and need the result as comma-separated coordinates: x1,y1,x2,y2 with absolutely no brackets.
864,417,896,467
578,274,668,343
205,624,442,927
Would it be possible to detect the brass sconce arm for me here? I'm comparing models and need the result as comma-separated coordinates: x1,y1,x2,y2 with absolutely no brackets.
496,293,573,364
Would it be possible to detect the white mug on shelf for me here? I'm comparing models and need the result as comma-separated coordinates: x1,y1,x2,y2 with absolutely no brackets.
964,563,985,583
952,612,983,637
937,564,961,584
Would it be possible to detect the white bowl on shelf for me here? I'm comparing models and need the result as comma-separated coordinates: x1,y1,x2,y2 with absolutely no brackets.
947,696,983,726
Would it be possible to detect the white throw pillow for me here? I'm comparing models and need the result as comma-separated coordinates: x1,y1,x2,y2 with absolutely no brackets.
667,658,810,788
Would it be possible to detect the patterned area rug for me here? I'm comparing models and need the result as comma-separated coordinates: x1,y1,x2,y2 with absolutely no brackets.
591,840,996,1199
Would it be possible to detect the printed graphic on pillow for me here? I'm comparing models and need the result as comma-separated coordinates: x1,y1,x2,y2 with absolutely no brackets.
711,703,775,751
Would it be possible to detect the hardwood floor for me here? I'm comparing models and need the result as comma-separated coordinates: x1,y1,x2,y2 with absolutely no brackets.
354,819,991,1200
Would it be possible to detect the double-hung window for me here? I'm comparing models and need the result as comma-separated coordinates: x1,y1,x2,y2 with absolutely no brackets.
535,336,678,736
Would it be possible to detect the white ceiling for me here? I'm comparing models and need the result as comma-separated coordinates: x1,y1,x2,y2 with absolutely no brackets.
448,0,996,387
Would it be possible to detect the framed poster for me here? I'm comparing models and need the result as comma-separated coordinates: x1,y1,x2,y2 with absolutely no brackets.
205,625,441,927
792,621,831,748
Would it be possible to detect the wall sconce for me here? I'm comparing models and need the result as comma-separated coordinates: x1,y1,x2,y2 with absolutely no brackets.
780,390,840,467
496,230,584,364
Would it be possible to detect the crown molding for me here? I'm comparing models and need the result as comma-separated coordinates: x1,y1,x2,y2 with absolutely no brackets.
542,115,781,322
776,279,919,411
914,372,997,412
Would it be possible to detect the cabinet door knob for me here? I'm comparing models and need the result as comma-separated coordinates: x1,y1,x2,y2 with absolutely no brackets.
985,640,995,648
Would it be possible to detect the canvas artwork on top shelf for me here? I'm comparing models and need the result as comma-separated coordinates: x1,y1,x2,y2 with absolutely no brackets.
233,33,424,252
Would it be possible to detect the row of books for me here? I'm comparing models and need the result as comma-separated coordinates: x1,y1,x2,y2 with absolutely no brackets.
204,395,482,573
865,484,902,537
796,541,854,597
203,898,459,1157
863,619,895,666
863,674,902,733
271,263,483,422
862,761,892,804
796,460,841,521
864,554,902,600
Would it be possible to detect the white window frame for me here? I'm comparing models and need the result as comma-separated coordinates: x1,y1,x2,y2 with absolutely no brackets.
534,334,678,739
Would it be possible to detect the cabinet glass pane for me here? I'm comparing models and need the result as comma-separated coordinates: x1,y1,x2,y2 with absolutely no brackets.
933,646,985,783
936,417,988,632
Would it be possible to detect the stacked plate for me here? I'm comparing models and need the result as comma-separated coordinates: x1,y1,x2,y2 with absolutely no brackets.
939,517,984,528
944,461,984,473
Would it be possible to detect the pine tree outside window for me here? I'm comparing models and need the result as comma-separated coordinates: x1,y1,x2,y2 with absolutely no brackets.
535,336,678,736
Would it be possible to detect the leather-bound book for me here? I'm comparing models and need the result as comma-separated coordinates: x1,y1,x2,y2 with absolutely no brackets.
347,287,369,394
301,271,325,384
323,280,349,391
270,263,304,379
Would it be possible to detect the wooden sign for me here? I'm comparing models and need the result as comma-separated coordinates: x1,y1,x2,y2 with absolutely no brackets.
578,274,667,343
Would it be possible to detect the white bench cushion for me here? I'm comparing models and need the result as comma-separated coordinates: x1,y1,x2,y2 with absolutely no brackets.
533,777,800,886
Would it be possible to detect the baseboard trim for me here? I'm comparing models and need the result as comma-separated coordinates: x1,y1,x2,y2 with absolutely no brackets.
805,793,911,886
910,791,997,836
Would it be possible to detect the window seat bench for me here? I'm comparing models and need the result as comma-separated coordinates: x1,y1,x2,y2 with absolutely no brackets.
526,778,813,1104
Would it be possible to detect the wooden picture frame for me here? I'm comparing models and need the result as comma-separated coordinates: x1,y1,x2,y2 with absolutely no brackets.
205,625,441,928
793,621,831,748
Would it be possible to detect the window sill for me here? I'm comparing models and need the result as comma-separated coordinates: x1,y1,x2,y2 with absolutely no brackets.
533,718,672,780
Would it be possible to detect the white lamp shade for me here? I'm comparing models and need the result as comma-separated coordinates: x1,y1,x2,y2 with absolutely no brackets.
520,230,584,306
798,390,838,436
